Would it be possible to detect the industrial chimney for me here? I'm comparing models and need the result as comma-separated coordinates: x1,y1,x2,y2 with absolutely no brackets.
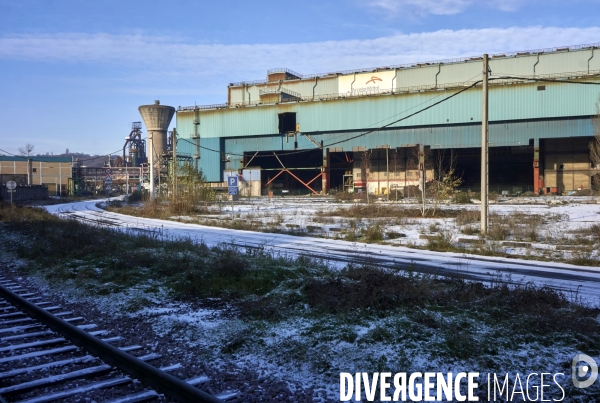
138,100,175,198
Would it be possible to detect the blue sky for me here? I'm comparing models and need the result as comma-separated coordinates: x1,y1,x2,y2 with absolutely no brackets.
1,0,599,156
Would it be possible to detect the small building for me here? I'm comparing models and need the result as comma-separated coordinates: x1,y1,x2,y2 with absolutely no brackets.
0,156,72,196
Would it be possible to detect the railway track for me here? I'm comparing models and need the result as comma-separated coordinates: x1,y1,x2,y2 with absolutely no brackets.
0,278,232,403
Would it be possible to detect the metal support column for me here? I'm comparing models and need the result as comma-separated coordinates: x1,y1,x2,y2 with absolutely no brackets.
322,148,330,194
419,144,425,211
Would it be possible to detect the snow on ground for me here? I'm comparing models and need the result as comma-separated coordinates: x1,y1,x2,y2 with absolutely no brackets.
45,196,600,304
37,196,600,401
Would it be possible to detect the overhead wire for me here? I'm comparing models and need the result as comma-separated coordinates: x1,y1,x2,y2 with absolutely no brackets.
179,73,600,160
176,77,486,159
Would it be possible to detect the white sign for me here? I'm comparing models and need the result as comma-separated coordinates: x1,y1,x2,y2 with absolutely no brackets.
338,70,396,96
6,180,16,190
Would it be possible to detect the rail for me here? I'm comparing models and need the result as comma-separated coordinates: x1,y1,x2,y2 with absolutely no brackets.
0,283,224,403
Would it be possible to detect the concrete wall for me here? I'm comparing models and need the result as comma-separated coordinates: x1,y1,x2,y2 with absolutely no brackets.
543,137,595,192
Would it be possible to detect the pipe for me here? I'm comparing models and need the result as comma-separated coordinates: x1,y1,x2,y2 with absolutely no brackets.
588,47,595,74
533,53,540,77
245,84,251,104
435,64,442,88
350,72,356,94
312,76,319,100
391,69,397,94
27,158,32,185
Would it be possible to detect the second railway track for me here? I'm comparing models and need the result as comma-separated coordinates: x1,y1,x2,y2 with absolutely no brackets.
0,278,233,403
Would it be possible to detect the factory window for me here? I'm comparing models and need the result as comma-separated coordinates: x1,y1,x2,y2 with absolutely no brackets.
32,168,37,172
537,86,546,91
278,112,296,135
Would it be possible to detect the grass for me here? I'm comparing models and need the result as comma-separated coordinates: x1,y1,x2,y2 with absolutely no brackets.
318,204,464,220
101,194,600,265
105,198,217,220
425,229,455,251
2,205,600,399
362,223,384,243
0,205,327,300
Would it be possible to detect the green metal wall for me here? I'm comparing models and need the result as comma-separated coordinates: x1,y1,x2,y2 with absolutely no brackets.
178,80,600,140
203,117,592,178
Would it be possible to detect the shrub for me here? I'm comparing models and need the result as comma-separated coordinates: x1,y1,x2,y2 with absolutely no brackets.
453,192,471,204
426,230,454,251
363,224,384,242
455,210,479,226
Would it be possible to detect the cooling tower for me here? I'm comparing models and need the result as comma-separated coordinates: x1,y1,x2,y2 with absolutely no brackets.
138,100,176,163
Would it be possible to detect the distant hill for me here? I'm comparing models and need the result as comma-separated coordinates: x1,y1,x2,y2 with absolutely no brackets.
34,152,113,168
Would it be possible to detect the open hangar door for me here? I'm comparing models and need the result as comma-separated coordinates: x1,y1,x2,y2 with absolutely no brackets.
243,149,324,195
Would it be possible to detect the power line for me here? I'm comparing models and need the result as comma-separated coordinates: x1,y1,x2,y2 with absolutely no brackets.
324,80,483,147
177,80,485,159
490,75,600,86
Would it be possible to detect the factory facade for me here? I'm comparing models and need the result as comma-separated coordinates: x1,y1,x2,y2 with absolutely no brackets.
175,43,600,196
0,156,71,197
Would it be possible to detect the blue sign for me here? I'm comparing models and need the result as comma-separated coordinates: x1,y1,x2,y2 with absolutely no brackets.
227,176,238,187
228,187,238,195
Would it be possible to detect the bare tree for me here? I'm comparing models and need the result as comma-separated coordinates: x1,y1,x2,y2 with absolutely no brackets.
19,143,35,157
429,149,463,215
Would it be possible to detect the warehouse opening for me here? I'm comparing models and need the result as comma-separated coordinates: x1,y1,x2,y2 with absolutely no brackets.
278,113,296,135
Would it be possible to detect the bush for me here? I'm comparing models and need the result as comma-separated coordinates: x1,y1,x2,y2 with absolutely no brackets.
363,224,384,242
453,192,471,204
331,190,355,202
426,230,454,251
128,190,143,202
455,210,479,225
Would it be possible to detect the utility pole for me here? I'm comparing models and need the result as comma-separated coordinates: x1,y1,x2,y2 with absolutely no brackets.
193,106,200,170
481,54,489,234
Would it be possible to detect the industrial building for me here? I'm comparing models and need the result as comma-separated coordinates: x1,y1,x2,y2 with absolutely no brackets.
0,156,71,197
172,43,600,196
